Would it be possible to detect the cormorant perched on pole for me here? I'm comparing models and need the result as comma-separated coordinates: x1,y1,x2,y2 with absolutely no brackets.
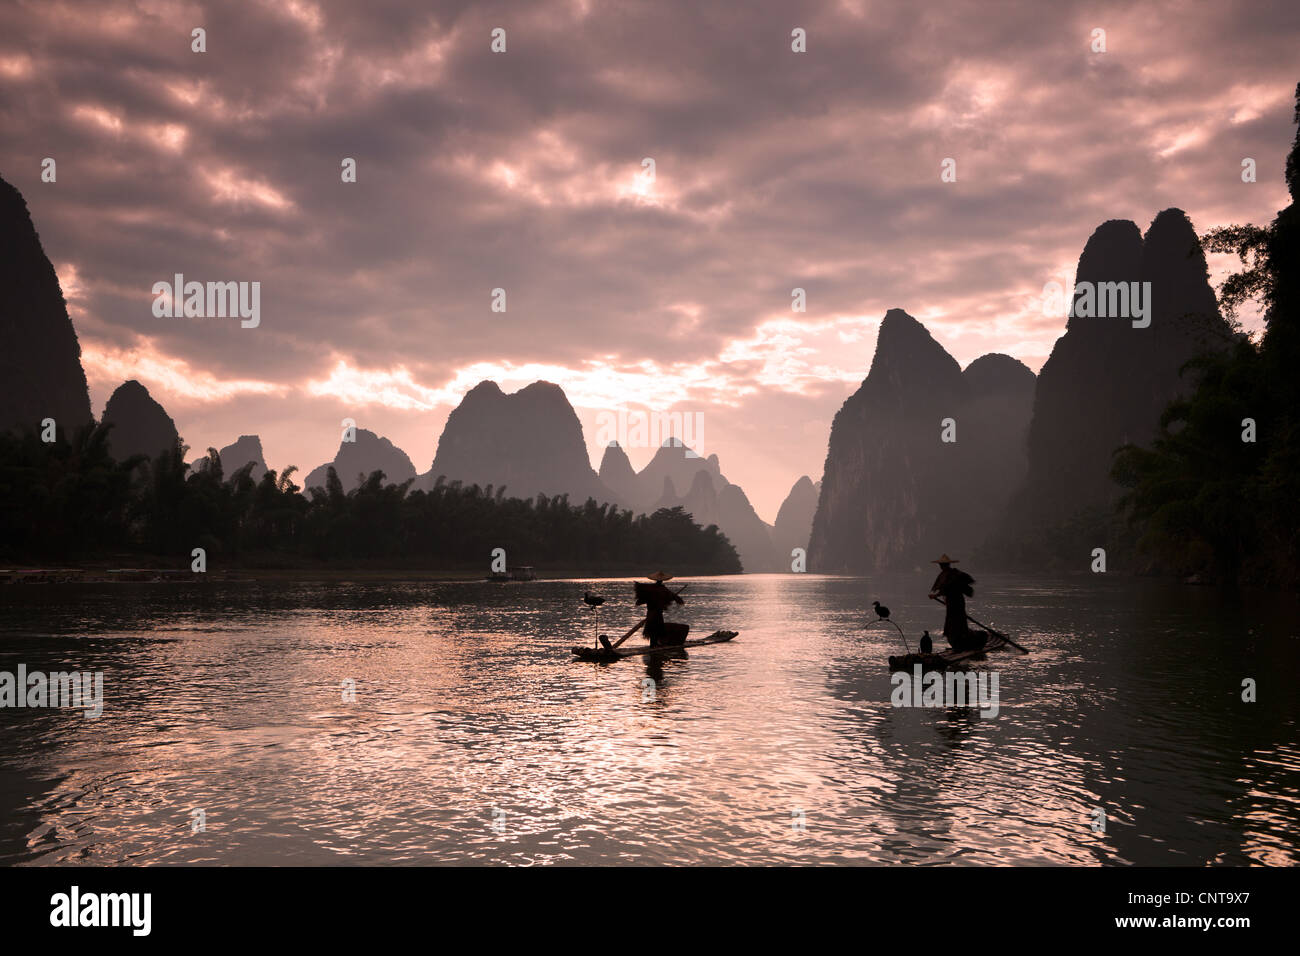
582,592,605,647
865,599,907,653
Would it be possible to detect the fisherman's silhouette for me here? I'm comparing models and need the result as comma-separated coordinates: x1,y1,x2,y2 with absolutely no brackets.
636,572,689,647
928,554,986,652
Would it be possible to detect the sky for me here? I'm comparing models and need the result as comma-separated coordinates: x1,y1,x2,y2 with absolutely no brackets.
1,0,1297,521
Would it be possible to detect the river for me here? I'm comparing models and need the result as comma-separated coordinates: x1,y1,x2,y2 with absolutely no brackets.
1,572,1296,865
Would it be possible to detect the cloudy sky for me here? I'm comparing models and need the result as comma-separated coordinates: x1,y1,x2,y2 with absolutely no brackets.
2,0,1296,520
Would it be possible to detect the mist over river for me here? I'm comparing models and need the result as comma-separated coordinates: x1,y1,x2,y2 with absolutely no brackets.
1,573,1296,865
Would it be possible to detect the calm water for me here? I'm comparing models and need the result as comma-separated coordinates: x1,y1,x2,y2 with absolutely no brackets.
0,573,1297,866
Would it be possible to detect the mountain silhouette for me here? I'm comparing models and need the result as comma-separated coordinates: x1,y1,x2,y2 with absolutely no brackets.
997,209,1232,566
596,441,640,505
416,380,614,503
959,353,1036,551
773,475,821,565
630,440,724,513
0,175,92,436
647,439,780,572
101,380,179,463
305,428,417,492
191,435,269,482
809,309,1035,571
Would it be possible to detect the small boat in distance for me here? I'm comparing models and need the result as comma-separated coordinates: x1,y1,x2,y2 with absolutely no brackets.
485,566,538,582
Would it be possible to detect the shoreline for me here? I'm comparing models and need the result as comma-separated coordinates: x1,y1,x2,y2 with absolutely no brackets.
0,564,750,585
2,560,1291,592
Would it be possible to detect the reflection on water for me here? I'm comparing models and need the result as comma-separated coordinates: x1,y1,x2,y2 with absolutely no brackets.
0,573,1296,865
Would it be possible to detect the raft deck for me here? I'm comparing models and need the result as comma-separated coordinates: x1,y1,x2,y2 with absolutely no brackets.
572,630,738,662
888,630,1012,671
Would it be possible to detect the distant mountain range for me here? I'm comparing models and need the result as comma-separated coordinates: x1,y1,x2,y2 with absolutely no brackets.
599,437,788,573
0,168,1235,576
809,208,1230,572
409,380,790,571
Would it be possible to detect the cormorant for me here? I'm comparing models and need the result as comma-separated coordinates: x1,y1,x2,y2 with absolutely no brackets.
582,592,606,647
872,600,890,619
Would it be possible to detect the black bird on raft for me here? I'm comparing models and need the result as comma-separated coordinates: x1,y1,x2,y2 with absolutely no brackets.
872,600,890,620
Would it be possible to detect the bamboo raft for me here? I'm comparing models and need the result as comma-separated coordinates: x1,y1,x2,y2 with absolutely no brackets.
572,630,738,662
888,630,1016,671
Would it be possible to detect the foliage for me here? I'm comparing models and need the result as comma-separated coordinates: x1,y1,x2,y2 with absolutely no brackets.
0,433,742,573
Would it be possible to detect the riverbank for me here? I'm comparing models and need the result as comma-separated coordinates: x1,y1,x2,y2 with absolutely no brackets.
0,560,746,585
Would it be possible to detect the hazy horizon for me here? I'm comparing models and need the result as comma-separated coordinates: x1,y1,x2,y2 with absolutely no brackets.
3,0,1297,520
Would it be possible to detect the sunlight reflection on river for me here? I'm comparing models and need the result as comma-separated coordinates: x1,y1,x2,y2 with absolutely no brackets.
1,572,1296,865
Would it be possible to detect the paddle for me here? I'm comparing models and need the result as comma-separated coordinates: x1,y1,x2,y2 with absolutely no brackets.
602,618,645,652
929,595,1029,654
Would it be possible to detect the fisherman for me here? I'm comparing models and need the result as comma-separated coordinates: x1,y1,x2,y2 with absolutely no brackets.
928,554,986,652
636,572,689,647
